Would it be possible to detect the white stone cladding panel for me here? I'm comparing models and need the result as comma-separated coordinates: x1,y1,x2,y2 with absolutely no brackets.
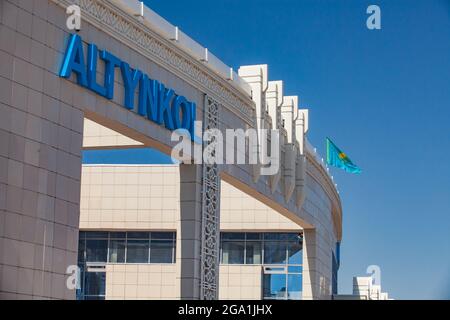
80,165,300,233
105,264,178,300
83,119,143,148
219,265,262,300
220,179,301,231
80,165,179,230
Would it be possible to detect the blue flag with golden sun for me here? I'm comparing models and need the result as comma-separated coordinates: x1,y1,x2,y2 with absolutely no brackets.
326,138,361,174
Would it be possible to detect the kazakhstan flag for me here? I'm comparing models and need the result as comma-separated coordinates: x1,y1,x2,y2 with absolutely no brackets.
326,138,361,174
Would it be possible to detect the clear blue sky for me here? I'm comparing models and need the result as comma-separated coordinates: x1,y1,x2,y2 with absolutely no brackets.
85,0,450,299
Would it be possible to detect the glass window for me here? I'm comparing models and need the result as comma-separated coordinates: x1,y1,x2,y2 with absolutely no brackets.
221,233,245,241
221,241,245,264
108,238,126,263
151,232,174,240
264,233,299,241
288,266,302,273
263,273,287,300
261,233,280,241
263,233,283,241
287,241,302,265
219,232,303,300
220,232,303,266
85,232,108,239
245,241,262,264
246,233,262,240
83,271,106,300
150,240,173,263
332,251,338,295
287,274,302,300
263,241,287,265
127,232,149,239
284,234,301,241
126,239,149,263
78,231,176,265
109,232,126,239
85,239,108,262
78,239,86,264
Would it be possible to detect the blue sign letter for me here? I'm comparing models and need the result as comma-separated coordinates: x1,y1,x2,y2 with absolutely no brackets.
121,62,142,110
138,75,158,122
171,95,191,130
60,34,87,87
158,83,175,130
101,50,122,100
87,43,107,97
59,34,196,137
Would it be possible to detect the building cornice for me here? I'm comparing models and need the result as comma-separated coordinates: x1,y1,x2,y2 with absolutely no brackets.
53,0,256,125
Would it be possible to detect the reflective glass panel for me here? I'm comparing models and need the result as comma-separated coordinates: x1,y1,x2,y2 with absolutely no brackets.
221,233,245,240
287,241,302,265
151,232,174,240
263,233,298,241
288,266,302,273
245,241,262,264
84,271,105,299
150,240,173,263
126,239,149,263
246,233,262,240
263,273,287,300
287,274,302,300
85,239,108,262
263,241,287,264
221,241,245,264
108,239,126,263
109,232,126,239
78,239,86,264
127,232,149,239
85,232,108,239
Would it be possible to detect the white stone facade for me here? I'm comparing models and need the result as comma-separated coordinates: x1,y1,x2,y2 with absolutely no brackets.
0,0,342,299
80,165,304,300
79,164,338,299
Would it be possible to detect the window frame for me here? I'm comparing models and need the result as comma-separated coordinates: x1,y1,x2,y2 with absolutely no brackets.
78,231,176,265
220,232,304,301
220,232,303,268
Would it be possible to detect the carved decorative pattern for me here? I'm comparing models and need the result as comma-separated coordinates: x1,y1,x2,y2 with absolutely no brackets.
200,96,221,300
57,0,255,124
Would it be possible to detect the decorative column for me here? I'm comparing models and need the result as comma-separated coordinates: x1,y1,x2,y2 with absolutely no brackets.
200,96,221,300
178,95,221,300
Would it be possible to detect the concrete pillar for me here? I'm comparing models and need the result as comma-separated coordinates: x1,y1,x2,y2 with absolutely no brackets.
177,95,222,300
302,229,320,300
178,164,203,299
